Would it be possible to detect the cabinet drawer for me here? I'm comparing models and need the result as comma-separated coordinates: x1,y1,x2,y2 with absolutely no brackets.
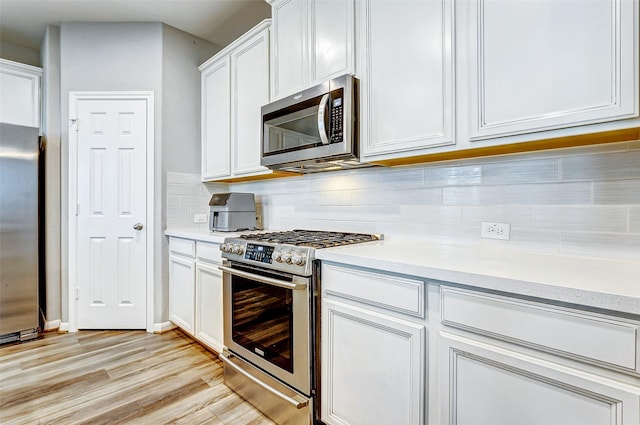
323,264,425,318
441,287,640,372
196,241,222,264
169,237,195,258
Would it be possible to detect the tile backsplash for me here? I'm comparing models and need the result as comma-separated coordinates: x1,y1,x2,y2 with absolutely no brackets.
168,140,640,260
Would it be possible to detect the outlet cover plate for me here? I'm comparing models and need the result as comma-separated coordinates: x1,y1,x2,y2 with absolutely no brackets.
194,213,208,223
481,222,511,240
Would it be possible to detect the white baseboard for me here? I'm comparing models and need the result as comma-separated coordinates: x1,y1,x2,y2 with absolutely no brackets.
43,319,61,331
153,321,177,334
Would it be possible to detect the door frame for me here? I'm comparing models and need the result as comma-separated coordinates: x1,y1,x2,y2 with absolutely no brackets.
68,91,155,332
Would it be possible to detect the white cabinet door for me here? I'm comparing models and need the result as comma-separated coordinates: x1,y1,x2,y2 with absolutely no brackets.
440,333,640,425
270,0,354,100
358,0,455,159
271,0,308,99
201,56,231,180
168,254,196,335
311,0,354,84
231,25,270,176
195,262,223,353
0,59,42,128
321,299,426,425
467,0,638,142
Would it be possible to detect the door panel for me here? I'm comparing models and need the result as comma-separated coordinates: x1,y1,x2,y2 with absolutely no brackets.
76,98,147,329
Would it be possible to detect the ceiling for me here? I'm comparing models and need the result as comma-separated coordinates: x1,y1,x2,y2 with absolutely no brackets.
0,0,271,51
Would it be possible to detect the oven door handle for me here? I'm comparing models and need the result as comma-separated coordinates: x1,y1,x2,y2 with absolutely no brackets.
218,265,307,290
220,351,309,409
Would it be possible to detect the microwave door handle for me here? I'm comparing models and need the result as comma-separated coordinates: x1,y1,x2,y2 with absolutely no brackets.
317,93,331,145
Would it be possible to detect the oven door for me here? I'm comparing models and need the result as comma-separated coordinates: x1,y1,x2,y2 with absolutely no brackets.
220,261,311,395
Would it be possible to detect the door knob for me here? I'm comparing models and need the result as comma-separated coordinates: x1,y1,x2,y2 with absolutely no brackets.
133,223,144,231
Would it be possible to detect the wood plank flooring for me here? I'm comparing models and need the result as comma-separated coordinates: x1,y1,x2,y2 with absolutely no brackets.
0,329,275,425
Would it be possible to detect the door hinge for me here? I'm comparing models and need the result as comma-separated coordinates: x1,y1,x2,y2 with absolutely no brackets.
70,118,78,132
76,204,80,216
75,287,79,300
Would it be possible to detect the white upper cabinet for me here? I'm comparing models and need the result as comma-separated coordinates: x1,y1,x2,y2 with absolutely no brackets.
231,26,271,176
200,20,271,181
269,0,354,100
201,56,231,180
466,0,638,142
358,0,455,159
0,59,42,128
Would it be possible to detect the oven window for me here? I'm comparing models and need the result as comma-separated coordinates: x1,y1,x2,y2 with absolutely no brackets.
231,275,294,373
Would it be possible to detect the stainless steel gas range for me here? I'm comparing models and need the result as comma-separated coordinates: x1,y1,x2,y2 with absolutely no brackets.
218,230,381,425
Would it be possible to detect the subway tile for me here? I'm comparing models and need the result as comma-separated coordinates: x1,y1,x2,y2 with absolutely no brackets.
630,207,640,233
166,217,197,229
461,206,532,227
593,180,640,204
351,187,442,206
318,190,352,206
309,167,424,192
503,182,592,205
628,140,640,151
482,158,559,184
561,151,640,181
399,205,462,225
167,184,201,196
560,233,640,261
308,219,383,235
167,207,191,218
443,186,504,206
179,195,211,207
531,206,628,232
189,207,209,215
166,172,193,185
167,195,181,207
423,165,482,187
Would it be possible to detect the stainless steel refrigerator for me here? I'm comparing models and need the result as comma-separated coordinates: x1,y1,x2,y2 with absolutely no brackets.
0,123,40,343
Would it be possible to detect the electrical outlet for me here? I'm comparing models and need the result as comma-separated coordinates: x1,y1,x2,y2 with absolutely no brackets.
255,214,263,229
481,222,511,240
194,213,208,223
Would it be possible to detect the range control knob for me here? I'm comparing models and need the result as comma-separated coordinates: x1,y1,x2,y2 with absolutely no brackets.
282,251,293,264
273,250,283,263
220,243,228,252
233,244,244,255
291,252,306,266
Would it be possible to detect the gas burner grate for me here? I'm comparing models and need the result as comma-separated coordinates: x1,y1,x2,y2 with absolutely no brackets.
240,229,381,248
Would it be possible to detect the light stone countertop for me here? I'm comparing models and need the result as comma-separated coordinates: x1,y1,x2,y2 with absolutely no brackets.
315,240,640,316
165,228,640,316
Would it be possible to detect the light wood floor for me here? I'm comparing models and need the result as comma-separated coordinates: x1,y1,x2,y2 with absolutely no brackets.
0,329,275,425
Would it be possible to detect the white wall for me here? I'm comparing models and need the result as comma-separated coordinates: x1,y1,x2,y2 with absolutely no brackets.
56,22,217,327
40,26,62,325
159,25,218,321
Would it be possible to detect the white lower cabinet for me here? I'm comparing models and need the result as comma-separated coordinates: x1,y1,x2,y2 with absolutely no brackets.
321,263,426,425
168,237,224,351
440,333,640,425
439,286,640,425
168,254,195,335
319,262,640,425
195,262,224,353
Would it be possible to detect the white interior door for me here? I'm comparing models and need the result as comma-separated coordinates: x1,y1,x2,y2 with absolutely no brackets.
73,96,148,329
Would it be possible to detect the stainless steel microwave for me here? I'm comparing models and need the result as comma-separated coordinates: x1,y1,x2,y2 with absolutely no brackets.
261,74,369,173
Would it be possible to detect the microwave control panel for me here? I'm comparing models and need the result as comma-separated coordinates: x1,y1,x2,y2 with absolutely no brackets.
330,96,343,144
